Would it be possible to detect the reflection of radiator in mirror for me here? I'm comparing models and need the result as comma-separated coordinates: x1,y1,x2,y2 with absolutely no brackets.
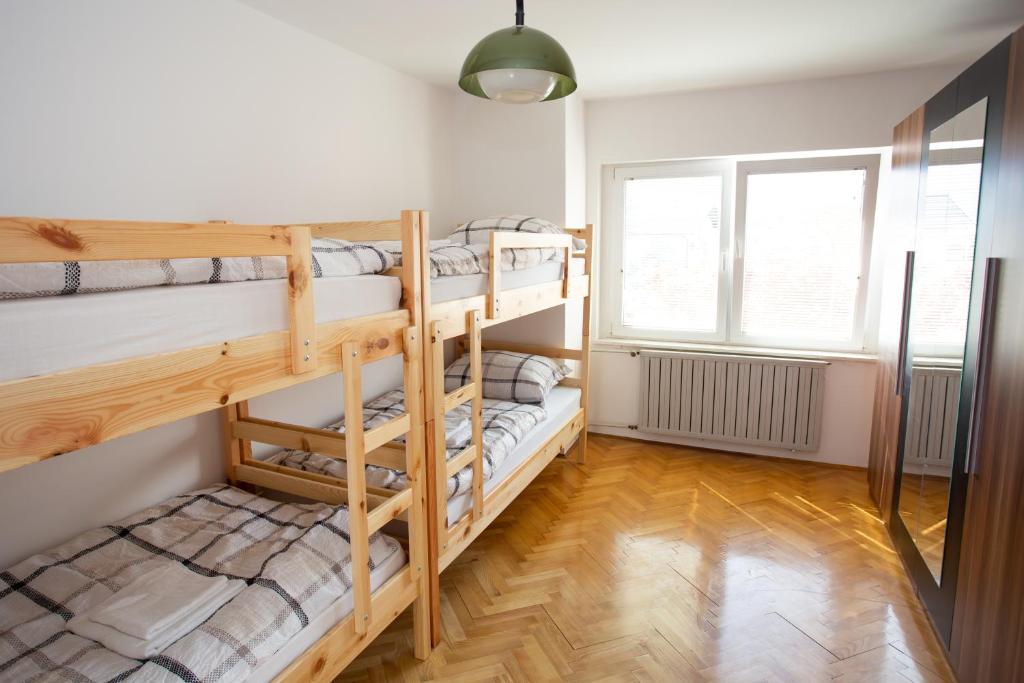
904,366,962,475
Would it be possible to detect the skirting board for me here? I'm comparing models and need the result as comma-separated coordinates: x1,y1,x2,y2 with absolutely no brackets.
588,425,867,470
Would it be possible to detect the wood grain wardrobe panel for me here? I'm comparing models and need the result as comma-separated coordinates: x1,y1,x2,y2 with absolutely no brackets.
867,107,924,521
950,26,1024,682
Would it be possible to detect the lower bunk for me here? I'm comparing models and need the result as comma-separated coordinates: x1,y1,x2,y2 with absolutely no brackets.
257,381,585,571
0,484,416,683
440,385,583,568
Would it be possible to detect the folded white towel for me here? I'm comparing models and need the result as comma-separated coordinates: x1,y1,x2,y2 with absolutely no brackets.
68,563,245,659
445,415,472,450
89,562,230,640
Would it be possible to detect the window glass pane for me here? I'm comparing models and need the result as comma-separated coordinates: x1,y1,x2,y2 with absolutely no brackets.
910,161,981,353
740,169,866,343
621,175,722,333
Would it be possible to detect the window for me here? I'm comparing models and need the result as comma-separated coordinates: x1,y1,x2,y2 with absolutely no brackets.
604,154,879,351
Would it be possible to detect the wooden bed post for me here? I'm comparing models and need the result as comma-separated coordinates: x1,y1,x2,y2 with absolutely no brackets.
575,224,593,464
399,210,432,659
415,212,444,647
342,342,371,635
286,225,316,375
222,401,251,484
468,310,484,520
487,232,502,319
403,326,431,659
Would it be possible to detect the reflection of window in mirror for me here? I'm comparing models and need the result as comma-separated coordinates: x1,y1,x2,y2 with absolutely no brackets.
911,99,986,361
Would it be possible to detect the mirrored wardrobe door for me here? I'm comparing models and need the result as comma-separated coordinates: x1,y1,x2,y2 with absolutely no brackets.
889,35,1010,645
897,98,986,581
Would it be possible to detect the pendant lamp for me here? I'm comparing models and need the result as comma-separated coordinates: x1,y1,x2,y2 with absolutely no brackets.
458,0,577,104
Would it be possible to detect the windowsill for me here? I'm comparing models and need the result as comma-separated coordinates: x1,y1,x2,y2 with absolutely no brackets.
592,337,879,364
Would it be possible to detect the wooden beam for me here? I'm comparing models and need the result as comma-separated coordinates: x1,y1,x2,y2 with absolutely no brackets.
428,321,449,542
488,233,502,319
0,308,408,471
445,445,478,479
480,340,583,361
286,225,316,374
241,458,396,505
231,417,407,471
576,224,593,465
401,324,433,659
366,487,413,535
443,383,476,412
309,219,402,241
222,401,251,485
0,217,294,263
363,414,411,454
342,341,372,635
468,310,484,521
234,464,348,505
429,275,590,339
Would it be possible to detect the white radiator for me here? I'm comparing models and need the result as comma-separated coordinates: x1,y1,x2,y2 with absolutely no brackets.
638,351,828,451
903,366,961,472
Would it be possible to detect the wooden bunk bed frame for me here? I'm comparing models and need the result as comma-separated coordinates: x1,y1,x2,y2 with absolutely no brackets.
0,210,433,681
417,216,593,644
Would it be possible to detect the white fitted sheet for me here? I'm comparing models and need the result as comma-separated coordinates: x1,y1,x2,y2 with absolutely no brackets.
446,386,582,528
248,544,407,683
431,258,584,303
0,275,401,381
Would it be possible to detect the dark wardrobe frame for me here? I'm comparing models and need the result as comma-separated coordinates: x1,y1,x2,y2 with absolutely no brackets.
889,36,1011,645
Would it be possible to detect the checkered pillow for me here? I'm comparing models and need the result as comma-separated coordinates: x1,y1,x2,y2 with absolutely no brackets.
445,350,571,405
448,215,585,250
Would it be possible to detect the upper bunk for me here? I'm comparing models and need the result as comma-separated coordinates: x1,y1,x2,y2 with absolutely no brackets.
416,214,592,340
0,210,426,474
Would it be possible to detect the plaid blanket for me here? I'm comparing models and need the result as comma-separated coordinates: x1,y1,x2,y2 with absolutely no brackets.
0,485,402,682
376,240,561,279
0,238,394,300
448,215,586,251
262,389,547,500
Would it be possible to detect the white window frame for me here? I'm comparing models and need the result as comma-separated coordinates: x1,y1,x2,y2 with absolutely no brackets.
606,159,733,343
601,153,880,353
731,155,879,352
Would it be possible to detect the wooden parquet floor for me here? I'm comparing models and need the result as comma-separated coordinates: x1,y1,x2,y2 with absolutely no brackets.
338,434,954,682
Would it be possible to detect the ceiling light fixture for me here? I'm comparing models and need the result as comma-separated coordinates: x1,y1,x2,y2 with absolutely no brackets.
458,0,577,104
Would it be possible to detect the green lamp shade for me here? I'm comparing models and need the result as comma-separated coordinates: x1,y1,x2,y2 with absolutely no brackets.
459,26,577,103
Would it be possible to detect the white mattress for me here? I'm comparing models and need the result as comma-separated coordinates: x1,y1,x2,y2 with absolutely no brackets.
447,385,582,528
249,544,407,683
431,258,585,303
0,275,401,381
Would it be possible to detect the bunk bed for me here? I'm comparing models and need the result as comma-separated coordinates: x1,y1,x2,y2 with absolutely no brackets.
417,215,593,645
0,211,431,681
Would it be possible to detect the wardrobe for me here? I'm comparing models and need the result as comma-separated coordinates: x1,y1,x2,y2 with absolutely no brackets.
868,25,1024,682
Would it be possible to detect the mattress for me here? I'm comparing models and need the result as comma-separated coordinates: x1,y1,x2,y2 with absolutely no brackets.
446,385,582,528
249,541,406,683
431,257,585,303
0,485,406,682
0,274,401,381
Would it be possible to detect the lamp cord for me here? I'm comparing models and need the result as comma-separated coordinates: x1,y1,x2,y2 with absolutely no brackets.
515,0,524,26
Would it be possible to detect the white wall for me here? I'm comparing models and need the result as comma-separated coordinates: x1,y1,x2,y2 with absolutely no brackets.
0,0,452,567
448,94,588,349
584,65,965,467
447,95,570,231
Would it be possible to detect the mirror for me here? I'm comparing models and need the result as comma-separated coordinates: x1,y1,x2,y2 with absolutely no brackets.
897,98,987,582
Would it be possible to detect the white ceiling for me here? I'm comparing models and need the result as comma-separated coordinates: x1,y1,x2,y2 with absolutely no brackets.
239,0,1024,99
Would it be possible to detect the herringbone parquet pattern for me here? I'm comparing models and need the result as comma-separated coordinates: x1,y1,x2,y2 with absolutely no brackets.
338,435,954,682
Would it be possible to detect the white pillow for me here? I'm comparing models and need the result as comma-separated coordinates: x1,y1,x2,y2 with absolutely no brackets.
448,215,586,251
444,350,571,405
